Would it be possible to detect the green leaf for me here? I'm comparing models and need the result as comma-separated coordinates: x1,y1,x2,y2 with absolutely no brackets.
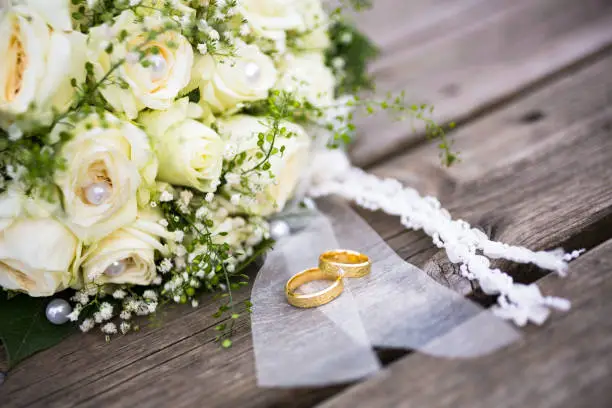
0,292,75,369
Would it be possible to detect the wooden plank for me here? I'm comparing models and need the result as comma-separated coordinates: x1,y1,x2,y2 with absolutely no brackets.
350,0,612,166
317,238,612,408
368,51,612,291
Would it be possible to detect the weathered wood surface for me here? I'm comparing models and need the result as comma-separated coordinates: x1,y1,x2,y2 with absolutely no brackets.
2,0,612,407
350,0,612,166
318,238,612,408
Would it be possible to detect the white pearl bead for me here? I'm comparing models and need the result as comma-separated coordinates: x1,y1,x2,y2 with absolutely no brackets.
244,61,261,85
84,182,111,206
269,220,291,241
46,299,72,325
105,260,127,276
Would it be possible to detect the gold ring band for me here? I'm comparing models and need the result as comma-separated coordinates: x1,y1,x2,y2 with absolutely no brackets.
285,267,344,308
319,250,372,278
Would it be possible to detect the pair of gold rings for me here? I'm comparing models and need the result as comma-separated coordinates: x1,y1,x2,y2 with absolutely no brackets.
285,250,371,308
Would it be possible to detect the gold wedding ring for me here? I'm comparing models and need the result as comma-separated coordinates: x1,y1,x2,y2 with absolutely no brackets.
319,250,372,278
285,267,344,308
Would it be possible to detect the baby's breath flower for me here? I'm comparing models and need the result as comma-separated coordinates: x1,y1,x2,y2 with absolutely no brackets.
99,302,114,320
205,193,214,202
158,258,173,273
120,321,131,334
7,123,23,141
113,289,127,299
101,322,117,334
197,43,208,54
80,319,95,333
143,290,158,301
120,310,132,320
159,190,174,202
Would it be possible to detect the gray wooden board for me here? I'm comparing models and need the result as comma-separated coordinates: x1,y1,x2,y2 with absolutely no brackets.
318,238,612,408
2,0,612,407
350,0,612,167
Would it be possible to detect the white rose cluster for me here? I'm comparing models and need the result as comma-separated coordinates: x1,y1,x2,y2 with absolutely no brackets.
0,0,339,316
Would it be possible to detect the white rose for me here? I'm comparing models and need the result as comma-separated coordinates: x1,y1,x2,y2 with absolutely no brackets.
238,0,303,49
0,216,79,297
217,114,311,216
295,0,330,50
277,52,335,107
79,210,171,286
0,0,86,127
87,10,193,120
140,98,224,192
192,41,277,113
54,112,158,244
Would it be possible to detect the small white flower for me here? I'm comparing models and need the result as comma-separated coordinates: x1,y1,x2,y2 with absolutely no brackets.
158,258,173,273
147,302,158,313
120,310,132,320
153,276,162,285
194,208,207,220
191,300,199,308
159,190,174,202
67,305,82,322
175,245,187,257
120,321,131,334
230,194,241,205
93,312,103,323
143,290,158,301
7,123,23,141
225,172,241,186
340,32,353,44
239,23,251,37
197,43,208,55
113,289,127,299
332,57,345,70
205,193,214,202
80,318,95,333
180,190,193,206
72,291,90,305
158,219,169,227
208,29,220,41
99,302,114,320
129,0,141,6
173,295,181,303
150,201,158,208
101,322,117,334
174,230,185,243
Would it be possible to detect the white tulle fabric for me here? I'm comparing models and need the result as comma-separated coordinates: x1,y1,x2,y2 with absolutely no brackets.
251,198,521,387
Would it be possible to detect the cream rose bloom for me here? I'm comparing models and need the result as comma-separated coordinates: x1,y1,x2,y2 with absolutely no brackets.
238,0,303,49
277,52,335,107
78,210,171,286
192,41,277,113
54,113,158,244
87,10,193,120
0,0,86,127
140,98,224,192
295,0,330,50
0,190,79,297
217,114,311,216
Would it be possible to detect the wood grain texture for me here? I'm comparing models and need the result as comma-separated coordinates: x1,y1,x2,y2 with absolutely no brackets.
350,0,612,166
3,1,612,407
318,238,612,408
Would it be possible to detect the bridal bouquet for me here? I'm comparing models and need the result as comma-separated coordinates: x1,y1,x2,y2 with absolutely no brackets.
0,0,575,367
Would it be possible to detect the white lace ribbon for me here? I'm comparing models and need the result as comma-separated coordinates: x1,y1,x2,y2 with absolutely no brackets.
307,150,579,326
251,198,520,387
